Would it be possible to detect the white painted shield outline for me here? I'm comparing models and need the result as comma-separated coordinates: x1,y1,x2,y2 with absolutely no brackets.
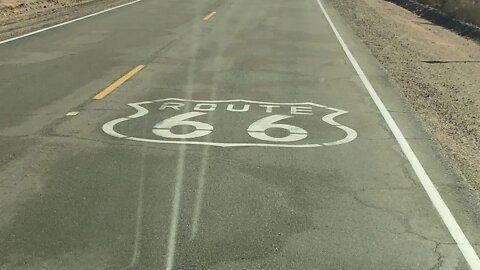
102,98,357,148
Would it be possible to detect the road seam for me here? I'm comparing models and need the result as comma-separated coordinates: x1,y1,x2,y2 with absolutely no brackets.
315,0,480,268
165,144,187,270
128,146,147,268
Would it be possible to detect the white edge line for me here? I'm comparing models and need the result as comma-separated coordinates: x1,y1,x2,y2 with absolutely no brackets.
0,0,143,46
315,0,480,268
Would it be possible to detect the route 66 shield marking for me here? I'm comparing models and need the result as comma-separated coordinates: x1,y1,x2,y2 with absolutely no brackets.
102,98,357,148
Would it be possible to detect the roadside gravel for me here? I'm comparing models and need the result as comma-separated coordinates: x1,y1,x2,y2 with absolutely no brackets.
0,0,131,42
328,0,480,190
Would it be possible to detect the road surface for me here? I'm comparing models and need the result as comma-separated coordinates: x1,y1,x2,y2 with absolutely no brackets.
0,0,479,269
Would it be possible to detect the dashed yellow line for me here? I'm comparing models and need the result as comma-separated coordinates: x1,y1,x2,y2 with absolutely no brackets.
203,11,216,21
66,111,79,116
93,65,145,100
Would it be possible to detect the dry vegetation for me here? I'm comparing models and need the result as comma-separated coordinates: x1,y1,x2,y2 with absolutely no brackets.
416,0,480,26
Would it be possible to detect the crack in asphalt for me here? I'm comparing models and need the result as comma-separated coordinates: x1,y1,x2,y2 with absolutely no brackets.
429,242,444,270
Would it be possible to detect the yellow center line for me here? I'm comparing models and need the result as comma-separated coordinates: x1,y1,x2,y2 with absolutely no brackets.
93,65,145,100
203,11,216,21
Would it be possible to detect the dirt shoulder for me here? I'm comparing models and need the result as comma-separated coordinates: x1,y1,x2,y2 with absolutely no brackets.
328,0,480,189
0,0,130,41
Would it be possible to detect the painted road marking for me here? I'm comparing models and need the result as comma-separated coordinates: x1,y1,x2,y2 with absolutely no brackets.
0,0,143,45
247,115,308,142
102,98,358,148
65,111,79,116
203,11,217,21
153,112,214,139
315,0,480,268
93,65,144,100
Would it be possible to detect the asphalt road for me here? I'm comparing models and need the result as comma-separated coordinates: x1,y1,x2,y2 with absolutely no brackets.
0,0,479,269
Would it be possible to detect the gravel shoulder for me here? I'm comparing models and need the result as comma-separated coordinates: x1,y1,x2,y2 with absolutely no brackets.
0,0,130,41
328,0,480,190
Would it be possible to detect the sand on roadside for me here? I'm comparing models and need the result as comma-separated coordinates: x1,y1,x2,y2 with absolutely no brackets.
0,0,130,41
328,0,480,190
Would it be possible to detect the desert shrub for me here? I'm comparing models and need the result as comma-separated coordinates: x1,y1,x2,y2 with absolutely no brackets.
415,0,480,26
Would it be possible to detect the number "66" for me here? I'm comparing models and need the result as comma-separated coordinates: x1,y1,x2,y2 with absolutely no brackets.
152,112,308,142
